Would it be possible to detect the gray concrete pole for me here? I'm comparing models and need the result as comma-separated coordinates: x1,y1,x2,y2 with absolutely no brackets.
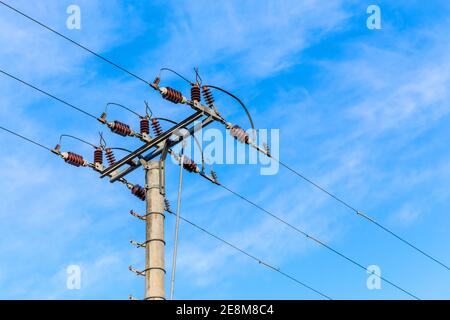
144,160,165,300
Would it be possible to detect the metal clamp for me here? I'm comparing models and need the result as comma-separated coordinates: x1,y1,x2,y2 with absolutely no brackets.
128,265,147,277
130,210,146,221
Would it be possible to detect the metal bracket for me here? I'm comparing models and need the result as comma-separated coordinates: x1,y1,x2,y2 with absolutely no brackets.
139,132,152,143
130,240,148,248
158,145,169,196
128,265,147,277
106,111,215,183
144,183,160,190
130,210,146,220
100,111,205,178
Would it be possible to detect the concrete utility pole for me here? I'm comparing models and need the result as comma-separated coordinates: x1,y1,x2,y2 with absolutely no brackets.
95,92,218,300
144,160,166,300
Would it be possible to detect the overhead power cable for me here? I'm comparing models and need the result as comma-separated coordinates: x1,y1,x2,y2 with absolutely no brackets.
0,68,209,172
0,68,97,120
5,0,437,272
0,124,332,300
59,134,97,149
159,68,193,86
204,84,256,139
0,125,52,151
201,81,449,273
166,146,420,300
227,116,450,273
0,2,435,292
105,102,143,119
169,148,185,300
269,154,450,272
1,120,419,301
166,209,332,300
211,181,420,300
0,0,150,86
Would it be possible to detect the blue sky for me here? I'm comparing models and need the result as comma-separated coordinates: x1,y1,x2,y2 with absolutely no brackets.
1,0,450,299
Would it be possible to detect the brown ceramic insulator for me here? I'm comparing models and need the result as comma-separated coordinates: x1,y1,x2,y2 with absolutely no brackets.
211,170,218,182
264,143,271,156
131,185,146,201
151,118,163,137
105,148,116,166
190,85,201,103
230,125,249,144
65,152,85,167
94,147,103,165
162,87,184,104
202,86,214,108
111,121,132,136
140,118,150,135
182,157,198,173
153,77,160,87
164,198,171,212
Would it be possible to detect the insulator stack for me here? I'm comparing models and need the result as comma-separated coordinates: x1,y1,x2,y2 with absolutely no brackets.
230,125,249,144
105,148,116,166
140,118,150,135
64,152,85,167
131,185,146,201
110,121,132,137
151,118,163,137
211,170,218,182
164,198,172,213
263,143,271,156
94,147,103,165
162,87,184,104
191,85,201,103
202,86,214,108
182,156,198,173
152,77,160,87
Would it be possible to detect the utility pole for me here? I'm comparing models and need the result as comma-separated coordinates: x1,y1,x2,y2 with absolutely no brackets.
144,160,166,300
94,80,225,299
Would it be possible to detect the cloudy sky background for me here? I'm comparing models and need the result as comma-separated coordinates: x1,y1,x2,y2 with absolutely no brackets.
1,0,450,299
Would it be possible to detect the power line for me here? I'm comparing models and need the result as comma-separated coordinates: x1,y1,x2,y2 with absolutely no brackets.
0,66,207,174
207,84,449,272
0,84,425,300
166,210,332,300
0,62,423,298
0,1,434,292
0,125,332,300
4,15,440,273
205,85,256,135
1,121,420,301
59,134,97,149
0,0,359,298
216,182,420,300
0,125,52,151
0,0,150,86
160,68,193,86
0,68,97,120
169,151,185,300
1,112,422,301
272,156,450,272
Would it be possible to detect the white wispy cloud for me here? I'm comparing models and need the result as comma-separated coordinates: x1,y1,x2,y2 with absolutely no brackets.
147,0,349,80
2,0,450,299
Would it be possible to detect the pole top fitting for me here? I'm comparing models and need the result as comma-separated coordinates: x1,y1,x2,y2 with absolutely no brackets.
51,144,61,155
97,112,107,124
